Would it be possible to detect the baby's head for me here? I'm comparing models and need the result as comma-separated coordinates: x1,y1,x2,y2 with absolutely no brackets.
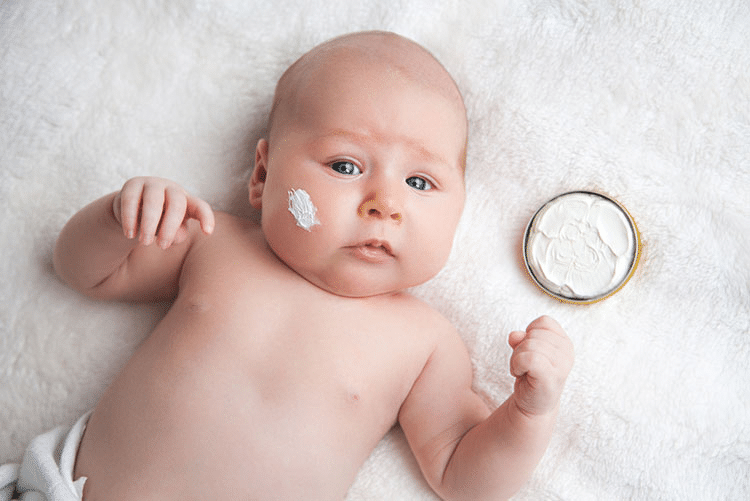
250,31,467,297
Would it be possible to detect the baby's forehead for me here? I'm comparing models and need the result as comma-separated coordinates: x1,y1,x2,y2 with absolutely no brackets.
293,33,461,104
269,32,466,136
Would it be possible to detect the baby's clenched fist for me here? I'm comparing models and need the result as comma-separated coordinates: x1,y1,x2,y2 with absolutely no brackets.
508,316,574,417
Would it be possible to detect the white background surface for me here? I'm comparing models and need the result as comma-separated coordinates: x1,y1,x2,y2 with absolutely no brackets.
2,1,749,498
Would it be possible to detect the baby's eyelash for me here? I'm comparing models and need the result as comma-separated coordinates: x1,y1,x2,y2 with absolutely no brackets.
327,160,437,191
330,160,361,176
406,176,433,191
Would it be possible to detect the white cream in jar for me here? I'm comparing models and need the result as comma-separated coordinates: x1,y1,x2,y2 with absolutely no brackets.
523,191,638,302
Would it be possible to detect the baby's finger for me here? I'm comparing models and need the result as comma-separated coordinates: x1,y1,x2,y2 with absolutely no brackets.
528,317,574,364
156,186,188,249
523,330,568,358
185,195,215,235
508,330,526,349
510,348,553,379
527,317,570,349
527,315,564,337
139,184,166,246
118,179,146,239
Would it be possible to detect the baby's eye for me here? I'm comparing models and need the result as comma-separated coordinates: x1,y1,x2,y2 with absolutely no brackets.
406,176,433,191
330,161,361,176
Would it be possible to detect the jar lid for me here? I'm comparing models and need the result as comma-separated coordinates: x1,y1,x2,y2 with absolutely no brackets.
523,191,640,303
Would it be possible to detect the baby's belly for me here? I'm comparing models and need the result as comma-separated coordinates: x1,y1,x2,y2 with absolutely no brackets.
74,317,395,500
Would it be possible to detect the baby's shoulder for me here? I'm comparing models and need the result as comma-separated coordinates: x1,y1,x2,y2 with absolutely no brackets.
181,210,268,274
212,210,261,234
188,210,262,249
375,292,460,342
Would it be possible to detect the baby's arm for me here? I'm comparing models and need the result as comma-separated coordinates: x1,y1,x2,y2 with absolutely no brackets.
53,177,214,301
399,316,573,501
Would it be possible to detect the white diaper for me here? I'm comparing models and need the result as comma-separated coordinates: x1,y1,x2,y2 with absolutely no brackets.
0,412,90,501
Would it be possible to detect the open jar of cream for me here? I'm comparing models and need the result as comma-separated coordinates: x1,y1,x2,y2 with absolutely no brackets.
523,191,640,303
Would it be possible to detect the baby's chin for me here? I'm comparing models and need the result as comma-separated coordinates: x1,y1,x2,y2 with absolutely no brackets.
299,269,432,299
307,275,405,299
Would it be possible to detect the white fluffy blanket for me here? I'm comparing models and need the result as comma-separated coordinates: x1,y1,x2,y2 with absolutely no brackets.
2,1,749,499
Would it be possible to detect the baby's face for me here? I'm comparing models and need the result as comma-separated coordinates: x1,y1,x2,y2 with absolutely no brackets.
252,55,466,297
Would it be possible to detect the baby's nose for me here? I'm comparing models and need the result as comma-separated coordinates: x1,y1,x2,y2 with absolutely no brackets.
358,193,402,223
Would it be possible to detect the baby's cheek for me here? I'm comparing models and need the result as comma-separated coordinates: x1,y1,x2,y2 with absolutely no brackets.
409,237,451,285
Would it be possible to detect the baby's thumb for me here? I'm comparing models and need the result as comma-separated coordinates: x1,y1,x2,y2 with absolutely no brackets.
508,330,526,349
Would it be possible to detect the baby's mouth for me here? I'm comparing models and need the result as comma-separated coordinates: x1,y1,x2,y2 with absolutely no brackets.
350,239,394,263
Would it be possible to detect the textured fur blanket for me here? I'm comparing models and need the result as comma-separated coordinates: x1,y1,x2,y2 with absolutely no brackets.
2,1,749,499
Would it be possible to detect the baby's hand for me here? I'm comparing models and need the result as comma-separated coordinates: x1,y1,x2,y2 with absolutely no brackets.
113,176,215,249
508,316,574,418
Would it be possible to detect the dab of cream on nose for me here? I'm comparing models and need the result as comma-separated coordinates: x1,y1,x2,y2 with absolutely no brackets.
287,189,320,231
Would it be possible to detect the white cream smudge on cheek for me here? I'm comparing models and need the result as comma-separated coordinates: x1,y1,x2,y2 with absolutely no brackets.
287,188,320,231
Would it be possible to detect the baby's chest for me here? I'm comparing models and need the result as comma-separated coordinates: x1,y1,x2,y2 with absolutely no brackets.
173,282,416,383
172,239,433,410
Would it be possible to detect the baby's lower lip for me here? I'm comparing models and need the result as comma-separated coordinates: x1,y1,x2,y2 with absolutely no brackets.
351,245,393,263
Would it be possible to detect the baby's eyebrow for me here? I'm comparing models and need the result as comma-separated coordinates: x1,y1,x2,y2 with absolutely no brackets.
316,128,454,169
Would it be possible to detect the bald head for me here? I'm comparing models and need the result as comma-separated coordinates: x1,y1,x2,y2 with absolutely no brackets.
266,31,467,149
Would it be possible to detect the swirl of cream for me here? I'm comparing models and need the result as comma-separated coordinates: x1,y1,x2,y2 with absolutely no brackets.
526,192,635,300
288,189,321,231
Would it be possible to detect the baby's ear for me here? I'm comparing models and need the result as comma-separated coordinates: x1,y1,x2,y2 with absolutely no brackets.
249,138,269,210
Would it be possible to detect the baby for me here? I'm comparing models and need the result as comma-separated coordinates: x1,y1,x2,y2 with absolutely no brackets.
48,31,573,500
